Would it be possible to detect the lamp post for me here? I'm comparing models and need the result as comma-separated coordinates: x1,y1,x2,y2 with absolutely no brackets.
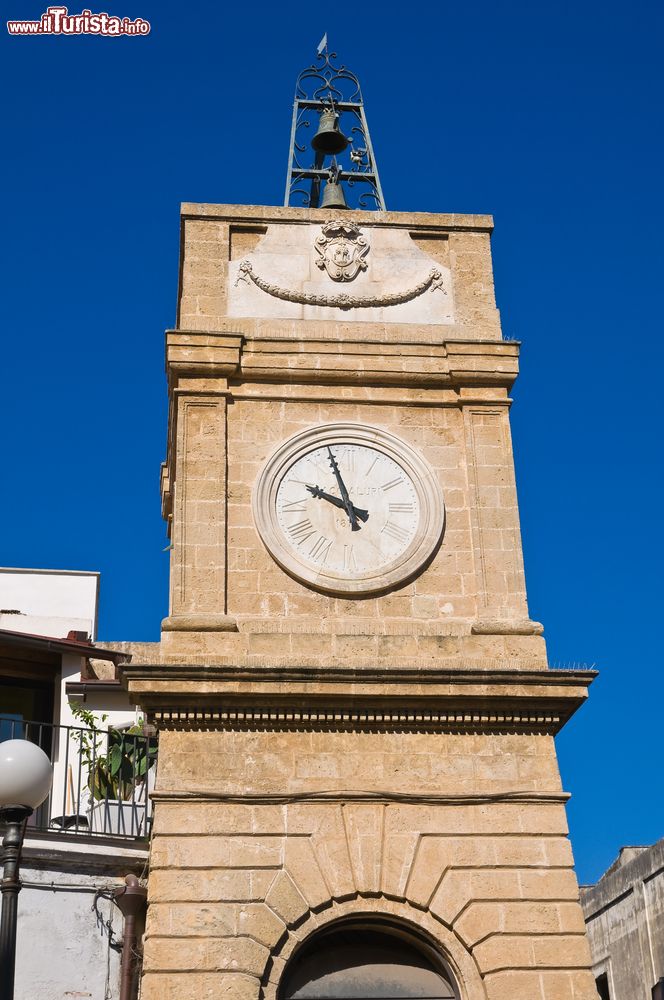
0,739,53,1000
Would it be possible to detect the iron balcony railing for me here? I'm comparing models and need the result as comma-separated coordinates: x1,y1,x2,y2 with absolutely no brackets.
0,716,157,839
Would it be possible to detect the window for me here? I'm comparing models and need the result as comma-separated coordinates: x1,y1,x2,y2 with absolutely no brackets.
596,973,610,1000
280,923,458,1000
0,675,54,737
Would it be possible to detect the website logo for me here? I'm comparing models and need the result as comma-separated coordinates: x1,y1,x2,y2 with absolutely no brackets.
7,6,151,35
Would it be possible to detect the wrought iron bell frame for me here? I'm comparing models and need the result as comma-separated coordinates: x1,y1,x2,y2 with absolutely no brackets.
284,46,386,211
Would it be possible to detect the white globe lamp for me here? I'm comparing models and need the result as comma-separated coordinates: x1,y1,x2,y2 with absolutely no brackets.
0,740,53,810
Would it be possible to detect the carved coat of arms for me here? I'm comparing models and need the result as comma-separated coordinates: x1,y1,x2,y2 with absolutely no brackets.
314,220,369,282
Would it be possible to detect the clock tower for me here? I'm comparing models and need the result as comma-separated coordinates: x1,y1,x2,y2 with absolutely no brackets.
123,49,598,1000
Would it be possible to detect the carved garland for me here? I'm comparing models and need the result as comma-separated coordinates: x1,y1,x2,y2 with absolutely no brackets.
235,260,446,310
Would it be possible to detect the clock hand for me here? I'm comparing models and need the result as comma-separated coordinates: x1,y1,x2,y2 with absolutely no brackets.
306,485,369,523
327,447,360,531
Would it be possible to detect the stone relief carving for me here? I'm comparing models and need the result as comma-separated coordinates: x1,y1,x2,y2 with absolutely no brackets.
313,219,369,282
235,260,446,311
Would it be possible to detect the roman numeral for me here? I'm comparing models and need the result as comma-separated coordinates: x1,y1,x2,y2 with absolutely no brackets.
309,535,333,562
381,476,404,491
365,455,380,476
287,518,315,543
389,502,415,513
382,521,411,543
343,545,358,572
280,498,308,512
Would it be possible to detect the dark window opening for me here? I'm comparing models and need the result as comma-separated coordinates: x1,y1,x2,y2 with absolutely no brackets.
596,973,610,1000
0,675,54,736
280,924,458,1000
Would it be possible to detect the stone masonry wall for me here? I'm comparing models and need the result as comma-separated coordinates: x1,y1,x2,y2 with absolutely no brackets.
177,206,501,340
139,729,598,1000
225,397,525,625
164,390,533,648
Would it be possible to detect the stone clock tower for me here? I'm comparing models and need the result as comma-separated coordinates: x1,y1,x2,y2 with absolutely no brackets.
121,50,598,1000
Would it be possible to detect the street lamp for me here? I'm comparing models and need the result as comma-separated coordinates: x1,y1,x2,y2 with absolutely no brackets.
0,739,53,1000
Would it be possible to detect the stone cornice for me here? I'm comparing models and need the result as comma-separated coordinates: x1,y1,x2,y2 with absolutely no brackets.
120,664,595,734
165,329,519,389
150,706,564,735
121,663,594,685
180,202,494,233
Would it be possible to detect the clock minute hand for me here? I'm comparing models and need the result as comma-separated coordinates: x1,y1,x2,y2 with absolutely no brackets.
306,485,369,523
326,447,360,531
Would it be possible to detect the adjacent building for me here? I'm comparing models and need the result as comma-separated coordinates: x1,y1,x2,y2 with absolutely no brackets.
0,567,156,1000
581,840,664,1000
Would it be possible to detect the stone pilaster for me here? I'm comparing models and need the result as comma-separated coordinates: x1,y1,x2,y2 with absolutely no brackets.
163,391,233,633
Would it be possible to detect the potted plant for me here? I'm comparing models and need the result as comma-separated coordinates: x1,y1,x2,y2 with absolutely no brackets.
68,703,157,836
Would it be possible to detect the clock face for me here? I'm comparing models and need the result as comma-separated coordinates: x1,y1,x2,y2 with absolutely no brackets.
276,444,419,577
253,423,444,594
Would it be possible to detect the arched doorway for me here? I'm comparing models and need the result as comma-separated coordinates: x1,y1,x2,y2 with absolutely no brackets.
280,922,459,1000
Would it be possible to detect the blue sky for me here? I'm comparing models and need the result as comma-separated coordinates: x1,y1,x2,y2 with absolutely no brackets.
2,0,662,883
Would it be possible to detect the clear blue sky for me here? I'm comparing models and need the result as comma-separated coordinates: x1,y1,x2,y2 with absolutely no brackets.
2,0,662,884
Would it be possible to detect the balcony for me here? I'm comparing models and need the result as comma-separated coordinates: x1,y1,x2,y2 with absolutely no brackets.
0,716,156,840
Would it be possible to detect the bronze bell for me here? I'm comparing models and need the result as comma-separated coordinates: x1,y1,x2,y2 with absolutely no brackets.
320,176,348,210
312,109,349,155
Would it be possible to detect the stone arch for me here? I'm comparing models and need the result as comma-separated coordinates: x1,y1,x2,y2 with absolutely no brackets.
259,896,487,1000
279,918,457,999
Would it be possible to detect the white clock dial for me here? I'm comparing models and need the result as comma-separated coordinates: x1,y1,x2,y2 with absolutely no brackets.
276,444,419,577
253,423,445,595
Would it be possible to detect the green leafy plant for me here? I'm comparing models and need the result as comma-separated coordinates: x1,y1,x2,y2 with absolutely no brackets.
69,702,157,802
